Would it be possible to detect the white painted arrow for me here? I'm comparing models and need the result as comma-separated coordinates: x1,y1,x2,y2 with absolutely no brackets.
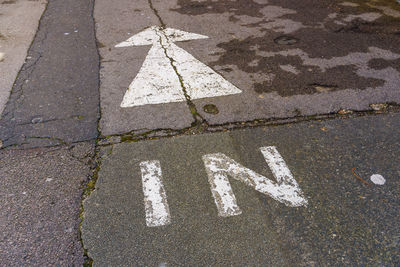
116,26,242,107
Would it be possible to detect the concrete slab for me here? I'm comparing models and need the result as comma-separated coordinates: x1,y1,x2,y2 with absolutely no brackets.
0,142,95,265
0,0,47,116
94,0,195,136
94,0,400,135
82,113,400,266
0,0,99,148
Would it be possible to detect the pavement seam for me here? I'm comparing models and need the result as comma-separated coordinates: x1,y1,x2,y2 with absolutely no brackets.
97,104,400,146
1,104,399,151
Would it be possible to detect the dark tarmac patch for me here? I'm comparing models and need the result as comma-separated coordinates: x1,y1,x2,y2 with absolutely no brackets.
211,33,393,97
368,57,400,69
332,19,400,35
0,143,95,266
171,0,268,17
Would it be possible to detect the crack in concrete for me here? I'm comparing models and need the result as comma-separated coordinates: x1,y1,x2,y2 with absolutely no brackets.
148,0,207,129
156,30,207,125
147,0,166,28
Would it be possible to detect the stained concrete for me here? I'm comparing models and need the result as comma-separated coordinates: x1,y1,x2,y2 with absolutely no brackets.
94,0,400,135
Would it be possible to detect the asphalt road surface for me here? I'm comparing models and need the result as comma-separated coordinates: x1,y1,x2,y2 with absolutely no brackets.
0,0,399,266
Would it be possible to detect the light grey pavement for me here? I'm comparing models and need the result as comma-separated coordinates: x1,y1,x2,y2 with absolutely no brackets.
0,0,46,116
82,114,400,266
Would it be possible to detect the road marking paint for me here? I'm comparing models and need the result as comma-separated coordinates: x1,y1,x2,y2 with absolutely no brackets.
203,146,308,217
140,160,171,227
116,26,242,107
370,174,385,185
0,52,5,62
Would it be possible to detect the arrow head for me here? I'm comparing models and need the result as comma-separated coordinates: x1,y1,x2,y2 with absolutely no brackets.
115,26,209,47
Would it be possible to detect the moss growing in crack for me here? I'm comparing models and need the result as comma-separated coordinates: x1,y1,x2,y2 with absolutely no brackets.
79,147,103,267
96,41,105,48
119,129,157,142
189,103,198,115
120,135,140,143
